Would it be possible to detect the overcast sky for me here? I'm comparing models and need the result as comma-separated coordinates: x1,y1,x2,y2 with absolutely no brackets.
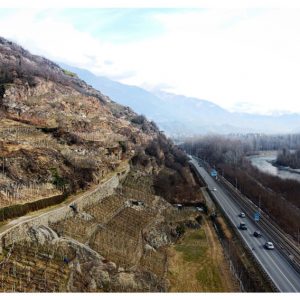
1,8,300,115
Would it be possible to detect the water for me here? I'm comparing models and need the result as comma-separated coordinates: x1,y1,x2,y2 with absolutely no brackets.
248,151,300,182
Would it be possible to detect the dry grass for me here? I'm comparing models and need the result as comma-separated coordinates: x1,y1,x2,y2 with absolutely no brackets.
216,216,233,240
140,248,168,278
167,219,238,292
163,207,199,223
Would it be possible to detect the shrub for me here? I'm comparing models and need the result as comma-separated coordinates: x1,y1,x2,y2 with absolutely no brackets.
51,168,66,189
62,69,77,78
176,224,186,236
131,114,147,125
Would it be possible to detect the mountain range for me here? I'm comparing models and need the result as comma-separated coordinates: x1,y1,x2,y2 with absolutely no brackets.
59,63,300,138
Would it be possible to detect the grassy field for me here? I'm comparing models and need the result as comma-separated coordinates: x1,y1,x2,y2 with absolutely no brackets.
167,219,238,292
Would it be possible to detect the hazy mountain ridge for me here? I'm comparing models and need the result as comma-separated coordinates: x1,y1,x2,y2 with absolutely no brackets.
61,64,300,137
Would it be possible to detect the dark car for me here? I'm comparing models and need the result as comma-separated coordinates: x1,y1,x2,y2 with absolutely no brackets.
239,222,247,230
253,231,262,238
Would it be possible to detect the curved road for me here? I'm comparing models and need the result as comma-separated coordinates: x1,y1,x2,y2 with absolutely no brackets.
190,156,300,292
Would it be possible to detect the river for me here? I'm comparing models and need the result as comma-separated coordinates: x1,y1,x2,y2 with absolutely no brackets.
248,151,300,182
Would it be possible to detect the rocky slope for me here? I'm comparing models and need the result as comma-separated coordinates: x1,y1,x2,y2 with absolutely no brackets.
0,37,204,292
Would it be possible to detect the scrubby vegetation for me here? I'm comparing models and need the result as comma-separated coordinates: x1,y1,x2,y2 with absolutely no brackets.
132,134,203,203
277,148,300,169
62,69,77,78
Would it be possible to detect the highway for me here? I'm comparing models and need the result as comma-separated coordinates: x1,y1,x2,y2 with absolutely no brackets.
190,156,300,292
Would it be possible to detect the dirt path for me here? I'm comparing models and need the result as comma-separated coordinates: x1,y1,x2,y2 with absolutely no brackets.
0,162,129,237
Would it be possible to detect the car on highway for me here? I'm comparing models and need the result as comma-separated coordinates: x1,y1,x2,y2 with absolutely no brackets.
196,207,203,212
253,231,262,238
239,212,246,218
264,241,275,250
211,187,217,191
238,222,247,230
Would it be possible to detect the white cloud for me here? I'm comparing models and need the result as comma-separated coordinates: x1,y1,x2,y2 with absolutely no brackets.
1,9,300,114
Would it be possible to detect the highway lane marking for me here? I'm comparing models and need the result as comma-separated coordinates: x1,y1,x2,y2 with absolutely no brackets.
258,248,299,292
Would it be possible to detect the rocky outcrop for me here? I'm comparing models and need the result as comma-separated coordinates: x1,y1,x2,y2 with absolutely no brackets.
27,225,59,245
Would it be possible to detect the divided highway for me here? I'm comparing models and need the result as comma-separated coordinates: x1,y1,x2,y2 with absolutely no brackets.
190,156,300,292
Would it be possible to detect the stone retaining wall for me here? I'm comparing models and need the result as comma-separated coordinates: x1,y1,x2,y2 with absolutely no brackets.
0,164,130,253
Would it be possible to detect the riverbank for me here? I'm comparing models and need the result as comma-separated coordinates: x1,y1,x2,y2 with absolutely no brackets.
247,151,300,182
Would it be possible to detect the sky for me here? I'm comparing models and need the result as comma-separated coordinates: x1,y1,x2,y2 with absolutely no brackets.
1,7,300,115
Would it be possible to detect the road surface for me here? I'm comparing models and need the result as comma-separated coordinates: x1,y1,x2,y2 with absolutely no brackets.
190,156,300,292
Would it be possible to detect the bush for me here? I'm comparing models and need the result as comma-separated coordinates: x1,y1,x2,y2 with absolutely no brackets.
119,141,127,153
51,168,66,189
131,114,147,125
176,224,186,236
131,149,150,167
62,69,77,78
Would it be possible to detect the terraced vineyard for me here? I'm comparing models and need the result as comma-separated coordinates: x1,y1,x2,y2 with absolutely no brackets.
50,217,97,244
122,172,154,194
0,169,203,292
90,207,156,268
86,195,126,224
0,242,69,292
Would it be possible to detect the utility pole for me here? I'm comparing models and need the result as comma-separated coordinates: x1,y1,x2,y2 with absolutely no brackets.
235,177,238,190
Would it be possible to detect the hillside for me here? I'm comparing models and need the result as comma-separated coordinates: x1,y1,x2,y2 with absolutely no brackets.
0,37,220,292
0,36,202,208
